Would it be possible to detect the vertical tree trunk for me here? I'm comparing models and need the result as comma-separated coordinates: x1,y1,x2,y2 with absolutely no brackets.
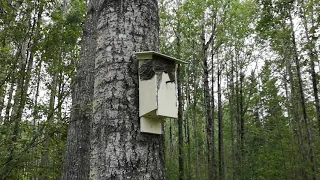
234,48,242,178
289,11,317,180
192,45,200,180
2,23,37,177
89,1,165,179
185,65,191,180
61,2,97,179
176,16,184,180
282,56,299,179
169,119,173,156
228,51,236,180
239,71,244,160
210,44,216,180
177,64,184,180
298,0,320,135
283,42,306,179
217,55,224,180
203,50,215,180
32,61,41,179
0,86,4,118
4,80,14,121
39,70,57,180
201,22,215,178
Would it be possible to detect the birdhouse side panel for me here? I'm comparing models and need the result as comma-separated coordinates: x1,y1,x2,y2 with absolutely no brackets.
139,75,157,117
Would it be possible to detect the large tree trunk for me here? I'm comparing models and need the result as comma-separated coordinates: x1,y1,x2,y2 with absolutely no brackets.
89,0,165,179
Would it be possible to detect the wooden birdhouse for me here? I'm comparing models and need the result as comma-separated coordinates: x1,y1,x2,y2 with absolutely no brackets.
135,51,186,134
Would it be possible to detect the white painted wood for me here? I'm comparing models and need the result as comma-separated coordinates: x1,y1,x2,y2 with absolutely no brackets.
139,75,157,117
140,116,162,134
138,58,179,134
156,72,178,118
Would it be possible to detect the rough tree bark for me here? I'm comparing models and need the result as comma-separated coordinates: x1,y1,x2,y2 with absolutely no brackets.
61,2,97,179
89,0,165,179
62,1,165,179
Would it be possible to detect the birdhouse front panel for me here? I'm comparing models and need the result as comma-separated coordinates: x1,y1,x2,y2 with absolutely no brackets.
156,71,178,118
140,116,162,134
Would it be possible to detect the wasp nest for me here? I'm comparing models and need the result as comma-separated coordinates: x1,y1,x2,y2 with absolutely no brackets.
139,58,175,83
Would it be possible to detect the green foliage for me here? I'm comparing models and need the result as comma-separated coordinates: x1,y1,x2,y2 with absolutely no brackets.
161,0,320,179
0,0,85,179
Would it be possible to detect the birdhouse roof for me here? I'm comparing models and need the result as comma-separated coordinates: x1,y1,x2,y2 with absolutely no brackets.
135,51,187,64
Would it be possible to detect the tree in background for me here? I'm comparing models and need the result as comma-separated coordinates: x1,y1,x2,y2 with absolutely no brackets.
0,0,85,179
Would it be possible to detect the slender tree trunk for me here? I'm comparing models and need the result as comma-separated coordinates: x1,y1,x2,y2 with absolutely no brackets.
210,44,216,180
57,70,63,121
39,69,57,180
284,45,306,179
177,16,184,179
186,110,191,180
2,23,37,177
177,65,184,180
217,55,224,180
185,65,191,180
88,1,165,179
298,0,320,135
0,86,5,118
239,71,244,160
4,80,14,122
234,48,242,178
289,12,317,180
169,119,173,156
32,61,41,179
192,44,200,180
228,53,236,180
202,24,216,180
282,57,299,179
